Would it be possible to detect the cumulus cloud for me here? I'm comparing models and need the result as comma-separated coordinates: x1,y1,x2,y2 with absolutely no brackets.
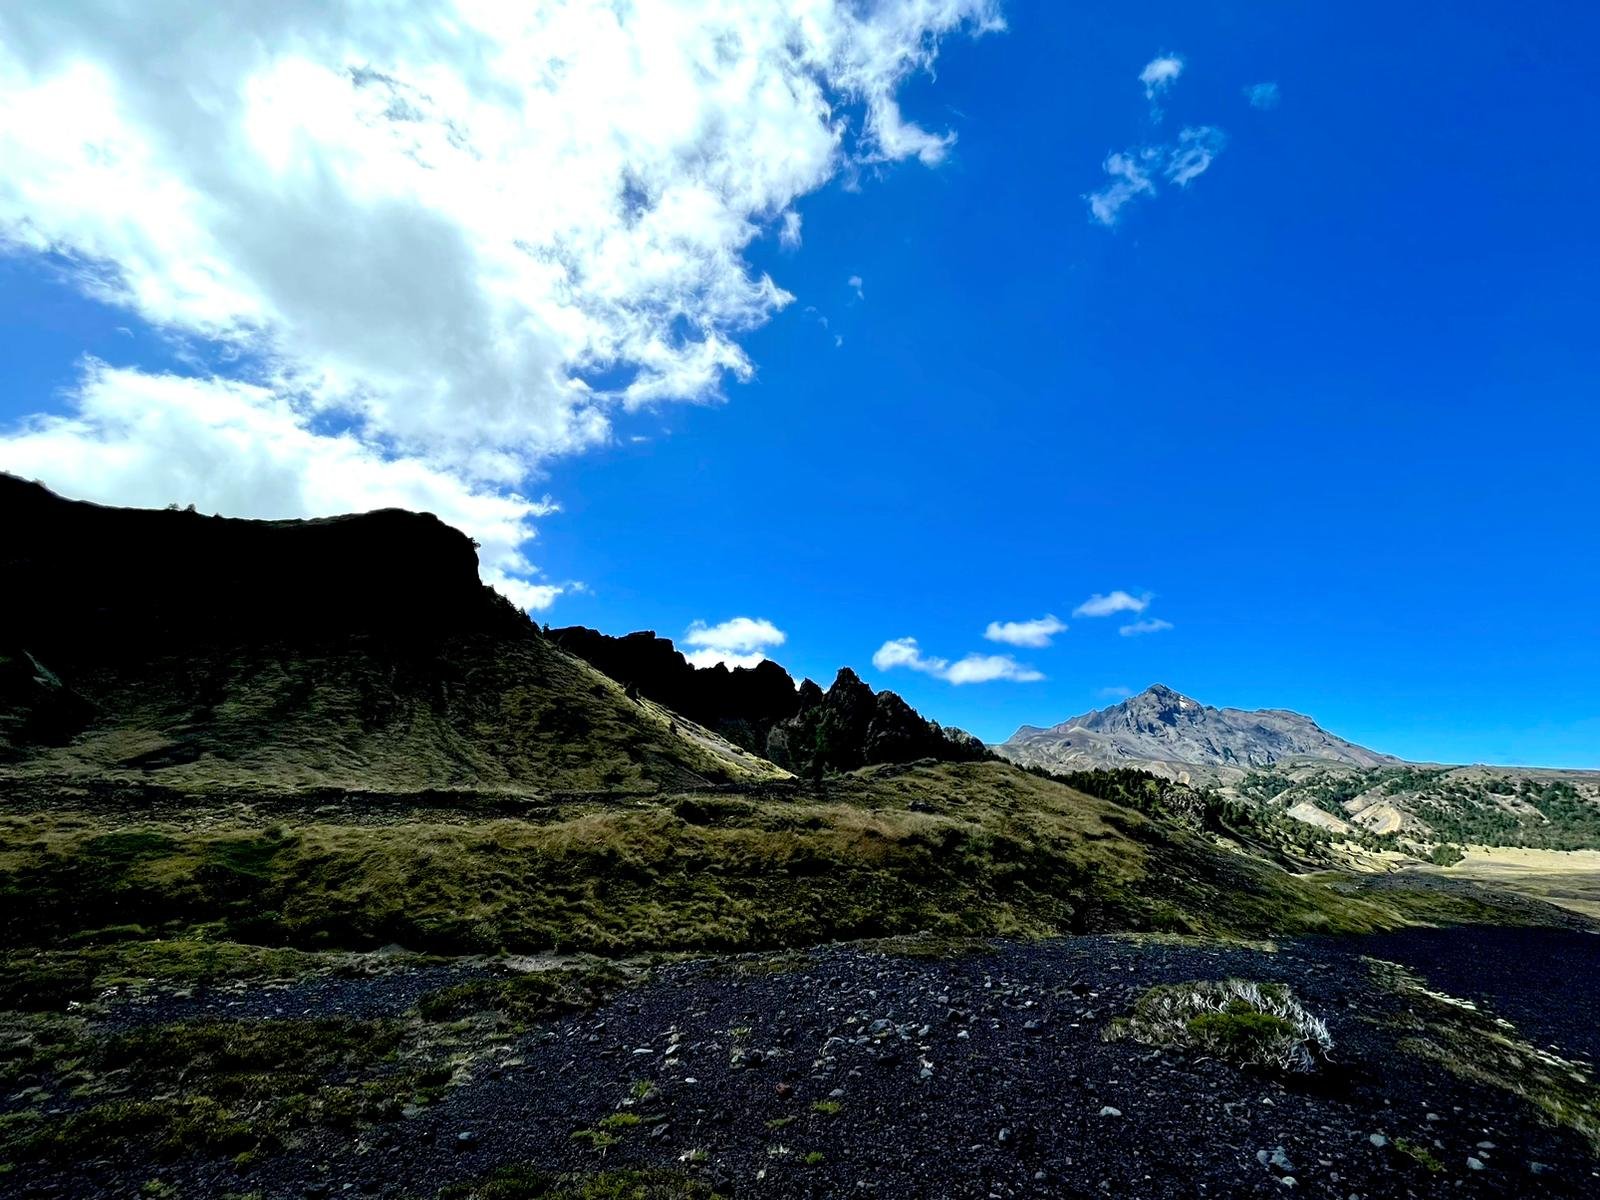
872,637,1043,685
0,361,566,609
1139,55,1184,100
1245,82,1280,110
847,274,865,299
983,614,1066,648
683,616,786,669
1073,591,1151,618
1119,618,1174,637
0,0,1001,602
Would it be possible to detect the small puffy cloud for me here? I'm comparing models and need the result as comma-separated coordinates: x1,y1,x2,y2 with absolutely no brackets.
873,636,941,673
1139,55,1184,100
683,616,786,669
778,210,803,249
983,614,1066,648
944,654,1044,684
872,637,1042,685
1097,685,1134,700
847,274,864,299
1245,82,1280,110
1073,591,1150,618
1119,618,1174,637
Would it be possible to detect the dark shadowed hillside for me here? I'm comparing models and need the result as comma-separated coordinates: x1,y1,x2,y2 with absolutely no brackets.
0,474,779,794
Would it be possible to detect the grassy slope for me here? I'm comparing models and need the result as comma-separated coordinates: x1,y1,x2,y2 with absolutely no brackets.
2,630,784,797
0,761,1500,970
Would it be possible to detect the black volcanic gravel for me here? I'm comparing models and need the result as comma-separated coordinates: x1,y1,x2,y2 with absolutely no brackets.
7,928,1598,1200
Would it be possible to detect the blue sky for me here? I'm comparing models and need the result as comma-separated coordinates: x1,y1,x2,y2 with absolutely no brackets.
1,2,1597,766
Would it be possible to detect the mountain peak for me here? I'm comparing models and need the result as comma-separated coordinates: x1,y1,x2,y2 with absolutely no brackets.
1135,683,1199,708
998,684,1397,777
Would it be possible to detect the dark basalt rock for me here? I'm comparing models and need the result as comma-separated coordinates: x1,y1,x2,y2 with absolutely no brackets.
552,627,990,776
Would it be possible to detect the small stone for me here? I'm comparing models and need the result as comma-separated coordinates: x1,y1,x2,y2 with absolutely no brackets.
1279,1177,1297,1189
1368,1134,1388,1148
1269,1148,1294,1173
1476,1141,1496,1151
1098,1106,1121,1118
455,1130,478,1148
1467,1157,1485,1171
774,1082,793,1098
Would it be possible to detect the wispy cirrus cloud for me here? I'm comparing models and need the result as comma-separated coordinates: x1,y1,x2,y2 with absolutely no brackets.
983,614,1066,648
872,637,1043,685
1085,53,1227,226
1086,127,1226,225
1245,82,1281,110
1073,590,1151,618
1119,618,1174,637
683,616,787,669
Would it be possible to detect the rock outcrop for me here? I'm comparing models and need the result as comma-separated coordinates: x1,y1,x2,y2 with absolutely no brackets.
550,628,988,776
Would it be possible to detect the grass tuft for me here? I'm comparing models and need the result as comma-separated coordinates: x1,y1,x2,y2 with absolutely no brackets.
1104,978,1333,1073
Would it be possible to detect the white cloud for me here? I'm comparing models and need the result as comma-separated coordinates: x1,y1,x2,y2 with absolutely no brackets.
847,274,865,299
0,0,1001,600
1085,126,1226,225
1073,591,1151,618
0,362,566,609
1085,150,1157,226
683,616,786,669
1119,618,1174,637
1245,82,1280,110
1139,55,1184,100
872,636,1042,685
1165,126,1227,186
944,654,1044,684
779,211,803,250
983,614,1066,648
1097,685,1134,699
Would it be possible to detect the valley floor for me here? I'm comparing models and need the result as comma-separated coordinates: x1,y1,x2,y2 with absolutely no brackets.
5,927,1598,1200
1419,848,1600,922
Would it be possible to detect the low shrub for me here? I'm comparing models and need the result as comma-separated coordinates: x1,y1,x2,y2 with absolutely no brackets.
1104,978,1333,1073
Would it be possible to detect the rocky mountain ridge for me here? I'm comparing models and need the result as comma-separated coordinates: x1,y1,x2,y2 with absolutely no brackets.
550,625,988,777
1000,683,1398,780
1000,684,1600,847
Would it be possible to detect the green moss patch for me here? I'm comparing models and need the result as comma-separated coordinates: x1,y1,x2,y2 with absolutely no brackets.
418,962,631,1027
